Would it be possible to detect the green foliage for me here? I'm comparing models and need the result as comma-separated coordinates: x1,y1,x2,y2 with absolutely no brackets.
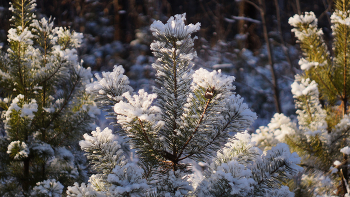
0,0,97,195
253,0,350,195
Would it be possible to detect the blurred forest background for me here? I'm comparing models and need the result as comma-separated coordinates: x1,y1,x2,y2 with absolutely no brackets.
0,0,333,128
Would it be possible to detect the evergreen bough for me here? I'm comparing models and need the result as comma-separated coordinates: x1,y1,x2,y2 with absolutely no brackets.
0,0,98,196
0,0,303,196
253,0,350,196
75,13,302,197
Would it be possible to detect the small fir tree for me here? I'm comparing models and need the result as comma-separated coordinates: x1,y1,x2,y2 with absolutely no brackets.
0,0,98,196
253,0,350,196
73,13,303,196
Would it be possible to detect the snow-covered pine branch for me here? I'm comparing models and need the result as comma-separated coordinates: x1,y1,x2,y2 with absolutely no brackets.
106,14,257,177
0,0,98,195
68,127,148,197
78,12,304,197
86,65,133,122
195,131,302,197
255,1,350,195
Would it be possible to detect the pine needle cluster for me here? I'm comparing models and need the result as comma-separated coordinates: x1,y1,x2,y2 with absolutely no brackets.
254,0,350,196
0,0,97,196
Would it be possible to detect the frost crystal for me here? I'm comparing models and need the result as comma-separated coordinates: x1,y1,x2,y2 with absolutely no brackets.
7,141,29,160
289,12,324,40
7,27,34,45
114,89,161,124
341,146,350,155
150,13,200,38
292,77,328,140
252,113,296,148
331,10,350,26
66,183,98,197
291,78,318,97
289,12,317,27
192,68,235,94
32,179,64,197
196,132,302,196
107,163,149,196
20,99,38,119
298,58,326,70
86,65,133,114
80,127,125,175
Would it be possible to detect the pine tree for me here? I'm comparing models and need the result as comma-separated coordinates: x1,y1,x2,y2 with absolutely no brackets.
73,13,303,197
0,0,98,196
253,0,350,195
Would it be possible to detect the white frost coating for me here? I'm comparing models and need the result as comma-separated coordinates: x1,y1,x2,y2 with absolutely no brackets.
299,58,326,70
80,127,118,150
107,163,149,196
9,0,36,15
252,113,296,148
151,170,193,197
215,131,262,167
31,17,54,36
334,160,342,166
341,146,350,155
66,182,99,197
263,186,294,197
89,174,107,192
265,143,302,171
87,104,101,118
331,10,350,26
150,13,200,38
288,12,317,27
43,107,55,113
291,78,318,97
212,160,255,195
20,99,38,119
7,27,34,45
334,115,350,131
114,89,161,124
192,68,235,93
56,147,74,165
4,94,23,123
301,173,334,196
289,12,324,40
4,96,37,121
32,142,54,157
32,179,64,197
80,127,125,175
331,115,350,145
7,141,29,159
197,131,302,196
52,45,78,63
74,64,92,85
86,65,133,103
291,77,328,140
80,128,148,196
223,95,257,131
54,26,83,48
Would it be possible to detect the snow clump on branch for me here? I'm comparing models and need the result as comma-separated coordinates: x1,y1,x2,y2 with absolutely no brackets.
150,13,200,38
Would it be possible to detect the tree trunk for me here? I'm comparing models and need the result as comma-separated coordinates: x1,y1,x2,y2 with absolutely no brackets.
113,0,120,41
22,157,30,196
273,0,295,75
295,0,301,14
258,0,282,113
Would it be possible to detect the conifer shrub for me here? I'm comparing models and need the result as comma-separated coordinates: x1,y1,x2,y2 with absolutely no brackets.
0,0,303,196
71,13,302,197
253,0,350,196
0,0,98,196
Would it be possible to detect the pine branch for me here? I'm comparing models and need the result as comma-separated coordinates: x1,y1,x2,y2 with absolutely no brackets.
137,118,154,148
176,97,212,160
178,108,239,161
